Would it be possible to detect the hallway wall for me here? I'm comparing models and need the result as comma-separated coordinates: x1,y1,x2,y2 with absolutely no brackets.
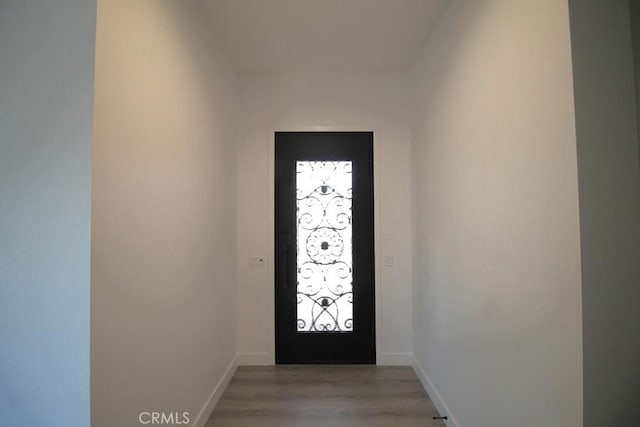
0,1,96,426
569,0,640,424
410,1,583,426
91,1,238,425
235,73,414,364
632,0,640,146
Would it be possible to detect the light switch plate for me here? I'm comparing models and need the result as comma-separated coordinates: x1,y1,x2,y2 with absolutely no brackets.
249,256,265,268
384,255,394,267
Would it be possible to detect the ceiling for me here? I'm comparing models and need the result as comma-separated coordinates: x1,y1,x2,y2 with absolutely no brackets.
198,0,448,74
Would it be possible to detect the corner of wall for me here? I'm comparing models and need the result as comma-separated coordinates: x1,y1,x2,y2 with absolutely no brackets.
410,354,459,427
191,355,239,427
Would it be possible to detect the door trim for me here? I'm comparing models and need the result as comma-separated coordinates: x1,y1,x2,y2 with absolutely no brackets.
266,125,382,365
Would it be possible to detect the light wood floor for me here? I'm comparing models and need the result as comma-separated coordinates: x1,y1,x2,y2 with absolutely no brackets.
206,365,444,427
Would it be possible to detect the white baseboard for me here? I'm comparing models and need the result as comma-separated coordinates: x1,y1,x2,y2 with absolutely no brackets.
377,352,412,366
236,352,410,366
192,355,238,427
411,354,460,427
237,352,272,365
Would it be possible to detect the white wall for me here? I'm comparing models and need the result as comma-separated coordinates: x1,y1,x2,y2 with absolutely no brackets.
92,1,238,425
0,1,95,426
569,0,640,425
236,73,413,364
410,1,583,426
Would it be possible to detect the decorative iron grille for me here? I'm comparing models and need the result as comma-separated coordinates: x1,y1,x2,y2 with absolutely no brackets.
296,161,353,332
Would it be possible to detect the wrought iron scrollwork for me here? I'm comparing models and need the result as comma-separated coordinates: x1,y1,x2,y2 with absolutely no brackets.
296,161,353,332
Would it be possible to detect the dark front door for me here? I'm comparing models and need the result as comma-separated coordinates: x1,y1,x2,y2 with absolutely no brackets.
275,132,375,364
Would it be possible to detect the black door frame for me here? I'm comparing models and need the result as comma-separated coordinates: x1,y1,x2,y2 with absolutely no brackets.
274,131,376,364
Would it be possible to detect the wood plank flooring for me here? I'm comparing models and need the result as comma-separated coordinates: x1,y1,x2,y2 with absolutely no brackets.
206,365,444,427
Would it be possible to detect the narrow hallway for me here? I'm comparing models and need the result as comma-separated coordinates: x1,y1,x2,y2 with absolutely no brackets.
3,1,638,426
